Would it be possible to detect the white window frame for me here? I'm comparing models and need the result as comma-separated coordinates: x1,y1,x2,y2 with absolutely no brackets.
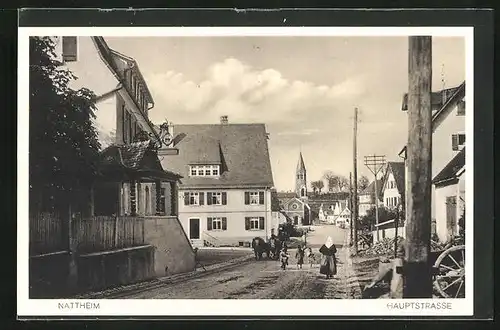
249,217,260,230
210,192,222,205
212,217,223,230
189,165,221,177
249,192,260,205
189,192,200,206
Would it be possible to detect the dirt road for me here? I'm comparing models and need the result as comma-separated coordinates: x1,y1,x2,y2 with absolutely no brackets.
111,245,360,299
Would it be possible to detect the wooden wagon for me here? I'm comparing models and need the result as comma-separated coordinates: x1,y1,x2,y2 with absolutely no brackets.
430,242,465,298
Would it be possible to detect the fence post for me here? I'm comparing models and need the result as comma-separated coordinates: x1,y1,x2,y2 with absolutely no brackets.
67,203,78,292
114,215,119,249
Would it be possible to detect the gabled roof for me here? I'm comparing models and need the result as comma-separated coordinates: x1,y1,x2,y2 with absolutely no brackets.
91,37,160,142
432,147,465,186
383,162,406,196
360,179,384,197
401,85,462,111
158,124,274,189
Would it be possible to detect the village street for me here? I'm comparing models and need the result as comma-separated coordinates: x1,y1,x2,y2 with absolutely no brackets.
106,225,362,299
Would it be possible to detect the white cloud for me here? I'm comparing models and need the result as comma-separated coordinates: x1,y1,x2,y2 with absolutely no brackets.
145,58,367,126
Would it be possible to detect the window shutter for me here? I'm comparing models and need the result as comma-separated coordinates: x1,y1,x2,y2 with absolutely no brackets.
451,134,459,151
199,192,204,205
222,217,227,230
207,218,212,230
184,192,190,205
457,100,465,116
62,36,78,62
259,192,265,205
207,192,212,205
259,217,265,230
222,192,227,205
245,217,250,230
244,192,250,205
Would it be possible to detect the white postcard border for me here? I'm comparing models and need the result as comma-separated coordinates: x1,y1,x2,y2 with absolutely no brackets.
17,26,474,317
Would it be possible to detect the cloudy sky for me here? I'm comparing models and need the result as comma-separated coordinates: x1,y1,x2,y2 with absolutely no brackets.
105,36,465,192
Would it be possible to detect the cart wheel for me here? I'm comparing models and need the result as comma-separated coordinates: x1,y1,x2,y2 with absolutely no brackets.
433,245,465,298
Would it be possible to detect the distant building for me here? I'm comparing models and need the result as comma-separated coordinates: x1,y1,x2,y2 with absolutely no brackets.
358,179,383,217
157,117,275,248
381,162,406,211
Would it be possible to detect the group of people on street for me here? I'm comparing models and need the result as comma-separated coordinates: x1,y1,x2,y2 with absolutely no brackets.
276,236,338,279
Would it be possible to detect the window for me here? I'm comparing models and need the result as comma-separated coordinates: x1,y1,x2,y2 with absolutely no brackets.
190,192,200,205
207,192,227,205
301,188,306,197
245,191,265,205
189,165,221,177
184,192,204,206
207,217,227,231
62,36,78,62
245,217,265,230
158,188,166,215
457,100,465,116
452,133,466,151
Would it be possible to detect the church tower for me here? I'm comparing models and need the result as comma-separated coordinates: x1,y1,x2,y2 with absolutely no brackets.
295,152,307,199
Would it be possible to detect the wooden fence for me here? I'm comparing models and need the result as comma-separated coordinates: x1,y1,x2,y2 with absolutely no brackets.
29,212,65,256
30,213,146,255
74,216,145,253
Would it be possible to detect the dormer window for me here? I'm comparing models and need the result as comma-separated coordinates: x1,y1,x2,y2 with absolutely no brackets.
189,165,220,177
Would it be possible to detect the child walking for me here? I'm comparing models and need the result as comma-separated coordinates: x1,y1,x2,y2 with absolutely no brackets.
280,246,290,270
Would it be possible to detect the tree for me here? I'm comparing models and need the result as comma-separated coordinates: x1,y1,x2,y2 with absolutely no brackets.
311,180,324,194
29,37,100,214
358,175,370,192
323,171,336,192
323,171,349,192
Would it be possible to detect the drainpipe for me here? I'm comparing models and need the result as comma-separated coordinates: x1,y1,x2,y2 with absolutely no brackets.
265,186,268,241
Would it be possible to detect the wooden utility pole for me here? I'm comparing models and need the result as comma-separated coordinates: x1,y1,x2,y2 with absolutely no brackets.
349,172,353,246
352,108,359,254
364,155,386,241
404,36,433,298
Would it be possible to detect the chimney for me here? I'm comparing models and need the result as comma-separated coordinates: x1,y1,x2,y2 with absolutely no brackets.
220,115,228,125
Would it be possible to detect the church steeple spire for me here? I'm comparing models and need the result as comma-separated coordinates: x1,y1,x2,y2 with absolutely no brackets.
295,152,307,199
297,152,306,172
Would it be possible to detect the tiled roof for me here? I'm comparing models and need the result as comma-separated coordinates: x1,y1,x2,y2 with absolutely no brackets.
276,192,297,199
308,192,349,201
158,124,274,188
385,162,406,196
99,140,182,180
401,86,461,111
432,147,465,185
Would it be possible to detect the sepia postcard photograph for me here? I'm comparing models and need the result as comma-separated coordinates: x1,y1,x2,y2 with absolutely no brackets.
17,19,478,318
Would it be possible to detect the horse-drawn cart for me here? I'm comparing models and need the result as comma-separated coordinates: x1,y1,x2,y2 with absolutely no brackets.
431,242,465,298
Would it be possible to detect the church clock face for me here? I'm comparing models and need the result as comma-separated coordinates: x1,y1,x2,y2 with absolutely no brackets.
291,203,298,210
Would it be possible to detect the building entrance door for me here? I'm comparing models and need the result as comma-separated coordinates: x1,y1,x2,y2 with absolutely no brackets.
189,218,200,239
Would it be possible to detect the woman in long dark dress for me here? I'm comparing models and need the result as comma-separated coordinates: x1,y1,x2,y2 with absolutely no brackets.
319,236,337,279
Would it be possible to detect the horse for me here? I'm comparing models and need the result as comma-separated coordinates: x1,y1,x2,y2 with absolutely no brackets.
251,237,269,260
267,237,282,260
